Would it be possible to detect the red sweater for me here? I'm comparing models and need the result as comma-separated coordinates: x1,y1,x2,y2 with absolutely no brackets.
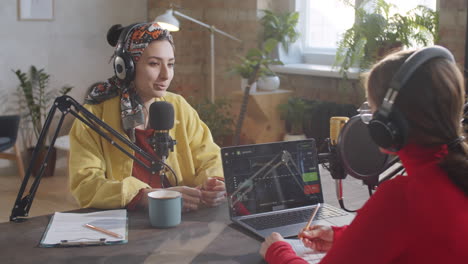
265,143,468,264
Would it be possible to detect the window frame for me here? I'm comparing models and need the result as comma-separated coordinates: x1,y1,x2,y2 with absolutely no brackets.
292,0,438,67
273,0,438,78
295,0,355,66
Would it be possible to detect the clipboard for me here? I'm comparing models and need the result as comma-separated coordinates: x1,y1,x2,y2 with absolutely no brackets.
39,209,128,247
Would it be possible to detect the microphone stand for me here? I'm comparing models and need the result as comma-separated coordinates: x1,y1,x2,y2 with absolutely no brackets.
10,95,176,222
148,130,176,189
318,141,347,211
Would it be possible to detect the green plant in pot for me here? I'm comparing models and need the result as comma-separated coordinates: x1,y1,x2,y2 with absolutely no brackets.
13,66,73,177
335,0,439,79
260,9,300,54
187,96,235,147
231,38,283,92
231,38,283,145
258,9,300,90
277,97,311,140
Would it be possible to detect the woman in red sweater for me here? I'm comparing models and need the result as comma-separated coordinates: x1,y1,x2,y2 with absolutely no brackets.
260,46,468,263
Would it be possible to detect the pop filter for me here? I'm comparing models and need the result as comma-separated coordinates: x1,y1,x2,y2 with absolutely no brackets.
336,115,392,187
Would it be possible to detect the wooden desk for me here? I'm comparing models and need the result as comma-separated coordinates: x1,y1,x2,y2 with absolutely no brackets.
232,89,293,144
0,204,265,264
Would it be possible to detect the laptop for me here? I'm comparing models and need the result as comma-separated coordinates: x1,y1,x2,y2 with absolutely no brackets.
221,139,355,239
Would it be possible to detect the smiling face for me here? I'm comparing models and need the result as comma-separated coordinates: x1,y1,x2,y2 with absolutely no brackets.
134,40,175,101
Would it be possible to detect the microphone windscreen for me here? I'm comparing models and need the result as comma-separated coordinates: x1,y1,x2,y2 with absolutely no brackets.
107,24,124,47
337,115,389,180
149,101,175,130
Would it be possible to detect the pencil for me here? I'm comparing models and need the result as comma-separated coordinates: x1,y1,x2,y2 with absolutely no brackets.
304,203,321,230
84,223,123,239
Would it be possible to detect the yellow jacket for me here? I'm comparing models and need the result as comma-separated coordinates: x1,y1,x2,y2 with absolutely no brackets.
69,92,223,209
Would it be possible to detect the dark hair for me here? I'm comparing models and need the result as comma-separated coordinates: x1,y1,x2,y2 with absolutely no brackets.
366,49,468,195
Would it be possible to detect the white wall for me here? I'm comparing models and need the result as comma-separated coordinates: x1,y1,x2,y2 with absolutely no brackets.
0,0,147,171
0,0,147,110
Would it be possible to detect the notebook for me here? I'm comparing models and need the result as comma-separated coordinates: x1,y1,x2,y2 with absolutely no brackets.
221,139,355,239
284,238,326,264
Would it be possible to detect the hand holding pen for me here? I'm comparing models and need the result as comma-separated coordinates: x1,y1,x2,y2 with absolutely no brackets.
297,204,335,252
303,203,321,232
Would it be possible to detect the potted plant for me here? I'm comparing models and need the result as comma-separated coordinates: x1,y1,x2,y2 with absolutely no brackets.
260,9,300,54
257,10,300,91
188,96,235,147
13,66,73,177
230,53,259,94
277,97,311,141
230,38,283,92
231,39,283,145
335,0,439,78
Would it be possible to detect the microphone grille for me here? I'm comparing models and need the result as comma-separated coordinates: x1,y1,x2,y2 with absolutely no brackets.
330,117,349,145
149,101,175,130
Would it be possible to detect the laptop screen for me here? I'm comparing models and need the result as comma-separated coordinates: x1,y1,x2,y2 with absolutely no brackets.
222,139,323,217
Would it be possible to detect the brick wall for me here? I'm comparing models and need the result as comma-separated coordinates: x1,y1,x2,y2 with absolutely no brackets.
148,0,260,100
279,74,365,106
438,0,467,71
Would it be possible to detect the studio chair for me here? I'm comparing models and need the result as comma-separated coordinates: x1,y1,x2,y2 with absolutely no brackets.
0,115,25,179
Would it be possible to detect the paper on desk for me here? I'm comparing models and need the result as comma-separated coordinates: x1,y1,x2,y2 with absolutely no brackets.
284,239,326,264
40,209,127,246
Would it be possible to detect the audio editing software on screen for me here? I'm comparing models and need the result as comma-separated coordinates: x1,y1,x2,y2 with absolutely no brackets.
222,140,323,216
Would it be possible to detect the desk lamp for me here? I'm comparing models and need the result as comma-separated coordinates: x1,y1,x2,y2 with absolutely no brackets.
154,9,242,103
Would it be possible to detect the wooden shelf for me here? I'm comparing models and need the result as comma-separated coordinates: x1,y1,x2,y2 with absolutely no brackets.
232,89,293,145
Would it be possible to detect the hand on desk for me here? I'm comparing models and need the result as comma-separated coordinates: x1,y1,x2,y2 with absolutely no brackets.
166,186,202,212
259,232,284,258
169,177,226,212
137,177,226,212
137,186,201,212
200,177,226,207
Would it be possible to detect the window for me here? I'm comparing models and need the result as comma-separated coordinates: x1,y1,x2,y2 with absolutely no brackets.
295,0,437,66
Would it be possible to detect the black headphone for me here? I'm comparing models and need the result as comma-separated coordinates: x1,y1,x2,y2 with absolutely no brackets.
368,45,455,151
113,23,141,83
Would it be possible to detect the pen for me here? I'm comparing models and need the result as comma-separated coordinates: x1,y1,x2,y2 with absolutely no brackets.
84,223,123,239
304,203,321,230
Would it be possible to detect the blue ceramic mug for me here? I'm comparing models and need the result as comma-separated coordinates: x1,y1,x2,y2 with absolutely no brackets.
148,190,182,228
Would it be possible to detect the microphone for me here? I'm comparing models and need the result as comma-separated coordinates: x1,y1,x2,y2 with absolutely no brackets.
329,117,349,179
148,101,177,187
328,117,349,208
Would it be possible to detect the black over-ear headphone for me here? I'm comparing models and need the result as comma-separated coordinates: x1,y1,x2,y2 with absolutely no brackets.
368,45,455,151
113,23,141,83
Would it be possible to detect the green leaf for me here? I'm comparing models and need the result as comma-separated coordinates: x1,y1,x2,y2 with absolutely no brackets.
263,38,279,54
12,65,74,146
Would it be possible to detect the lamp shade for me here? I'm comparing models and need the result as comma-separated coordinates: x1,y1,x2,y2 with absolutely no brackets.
154,9,180,32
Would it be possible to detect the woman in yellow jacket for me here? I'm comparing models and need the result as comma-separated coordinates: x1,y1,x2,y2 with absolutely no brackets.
69,22,226,212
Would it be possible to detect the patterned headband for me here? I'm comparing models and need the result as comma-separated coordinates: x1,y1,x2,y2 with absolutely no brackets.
123,22,174,63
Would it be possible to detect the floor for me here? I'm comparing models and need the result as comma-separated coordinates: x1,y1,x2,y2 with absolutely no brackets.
0,150,373,223
1,150,79,223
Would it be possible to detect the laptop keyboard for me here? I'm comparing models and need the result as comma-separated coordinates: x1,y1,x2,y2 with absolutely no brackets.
240,204,349,231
